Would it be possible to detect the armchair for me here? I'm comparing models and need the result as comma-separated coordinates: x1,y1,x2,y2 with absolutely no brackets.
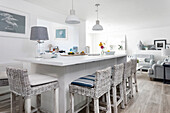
148,63,164,79
134,54,154,70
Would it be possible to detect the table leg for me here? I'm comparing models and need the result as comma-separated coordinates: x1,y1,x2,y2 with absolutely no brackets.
140,68,142,74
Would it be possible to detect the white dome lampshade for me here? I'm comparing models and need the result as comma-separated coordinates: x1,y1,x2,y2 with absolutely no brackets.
92,4,103,31
65,9,80,24
92,20,103,31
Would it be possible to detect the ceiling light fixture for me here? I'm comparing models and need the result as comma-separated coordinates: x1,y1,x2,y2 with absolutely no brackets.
65,0,80,24
92,4,103,31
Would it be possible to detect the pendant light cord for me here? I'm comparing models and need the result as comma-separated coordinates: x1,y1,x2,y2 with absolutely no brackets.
72,0,74,10
97,6,98,20
95,4,100,20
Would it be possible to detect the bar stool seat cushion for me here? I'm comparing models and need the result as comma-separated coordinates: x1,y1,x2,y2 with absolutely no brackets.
71,75,95,88
0,71,8,86
0,71,7,79
29,74,58,87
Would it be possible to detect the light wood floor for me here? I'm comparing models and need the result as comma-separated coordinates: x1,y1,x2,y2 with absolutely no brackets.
120,72,170,113
0,72,170,113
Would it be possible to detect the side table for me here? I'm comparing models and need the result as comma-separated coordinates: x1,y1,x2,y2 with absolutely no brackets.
163,63,170,84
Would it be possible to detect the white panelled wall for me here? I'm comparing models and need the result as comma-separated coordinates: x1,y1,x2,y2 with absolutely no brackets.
0,0,86,62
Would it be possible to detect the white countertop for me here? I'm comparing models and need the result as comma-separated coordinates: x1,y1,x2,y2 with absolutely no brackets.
16,54,127,66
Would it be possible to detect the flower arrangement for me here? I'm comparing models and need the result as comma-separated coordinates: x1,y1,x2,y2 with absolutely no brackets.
99,42,105,55
99,42,105,49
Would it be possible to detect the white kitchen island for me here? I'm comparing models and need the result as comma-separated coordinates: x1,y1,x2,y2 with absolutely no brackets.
17,54,127,113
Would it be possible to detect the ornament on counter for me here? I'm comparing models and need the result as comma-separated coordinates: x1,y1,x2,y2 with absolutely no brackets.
73,46,78,52
118,45,123,50
48,44,53,51
137,41,143,50
80,51,86,55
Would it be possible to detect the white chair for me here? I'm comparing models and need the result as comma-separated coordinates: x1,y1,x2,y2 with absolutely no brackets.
6,67,59,113
69,67,112,113
131,59,138,93
123,61,133,105
111,63,125,113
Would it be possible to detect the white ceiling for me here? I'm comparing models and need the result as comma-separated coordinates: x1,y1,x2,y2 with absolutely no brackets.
24,0,170,30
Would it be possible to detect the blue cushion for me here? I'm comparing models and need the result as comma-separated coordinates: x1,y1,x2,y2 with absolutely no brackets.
71,75,95,88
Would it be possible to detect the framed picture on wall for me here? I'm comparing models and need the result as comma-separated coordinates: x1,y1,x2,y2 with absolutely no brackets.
0,6,29,38
154,39,166,50
55,28,67,39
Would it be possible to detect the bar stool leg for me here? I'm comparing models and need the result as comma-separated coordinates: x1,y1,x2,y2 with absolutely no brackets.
106,90,111,113
130,76,133,98
25,96,31,113
11,92,16,113
70,92,74,113
37,94,41,112
94,98,99,113
123,80,127,105
86,97,90,113
112,86,117,113
134,72,138,92
120,83,125,109
54,88,59,113
19,96,24,113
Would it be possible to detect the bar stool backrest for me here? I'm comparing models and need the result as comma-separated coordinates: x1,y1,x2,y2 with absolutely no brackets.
94,67,112,98
6,67,31,96
124,61,132,79
131,59,137,74
112,63,124,86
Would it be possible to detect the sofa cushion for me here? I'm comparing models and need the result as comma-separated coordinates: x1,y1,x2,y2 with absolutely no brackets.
29,74,58,86
138,58,145,63
145,58,151,63
71,75,95,88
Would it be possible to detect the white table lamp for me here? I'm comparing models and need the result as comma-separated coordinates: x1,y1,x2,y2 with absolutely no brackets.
30,26,49,58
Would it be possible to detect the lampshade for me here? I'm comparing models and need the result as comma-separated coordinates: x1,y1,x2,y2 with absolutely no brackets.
65,9,80,24
162,49,170,56
30,26,49,41
92,4,103,31
92,20,103,31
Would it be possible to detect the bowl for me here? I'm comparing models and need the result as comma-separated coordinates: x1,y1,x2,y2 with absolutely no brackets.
105,51,115,55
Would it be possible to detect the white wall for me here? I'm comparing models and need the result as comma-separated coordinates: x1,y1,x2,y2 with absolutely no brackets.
0,0,86,62
125,26,170,61
86,25,170,61
37,19,79,52
126,26,170,55
86,33,126,54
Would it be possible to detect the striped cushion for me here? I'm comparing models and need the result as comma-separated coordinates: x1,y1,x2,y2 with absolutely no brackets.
71,75,95,88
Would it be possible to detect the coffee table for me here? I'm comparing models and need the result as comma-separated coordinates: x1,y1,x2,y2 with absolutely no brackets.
137,65,143,74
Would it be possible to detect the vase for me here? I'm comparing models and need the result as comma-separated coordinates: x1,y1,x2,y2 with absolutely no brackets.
101,49,104,56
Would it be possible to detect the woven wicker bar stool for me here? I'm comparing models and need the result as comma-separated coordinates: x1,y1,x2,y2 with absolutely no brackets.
111,63,125,113
123,61,133,105
69,67,112,113
131,59,138,93
6,67,59,113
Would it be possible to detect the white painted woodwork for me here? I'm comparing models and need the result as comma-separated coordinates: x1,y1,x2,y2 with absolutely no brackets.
54,88,59,113
25,97,31,113
18,55,126,113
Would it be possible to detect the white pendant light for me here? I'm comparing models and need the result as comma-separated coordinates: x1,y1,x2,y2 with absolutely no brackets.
65,0,80,24
92,4,103,31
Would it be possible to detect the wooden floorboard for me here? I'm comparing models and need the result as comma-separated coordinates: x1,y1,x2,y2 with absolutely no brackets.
0,72,170,113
